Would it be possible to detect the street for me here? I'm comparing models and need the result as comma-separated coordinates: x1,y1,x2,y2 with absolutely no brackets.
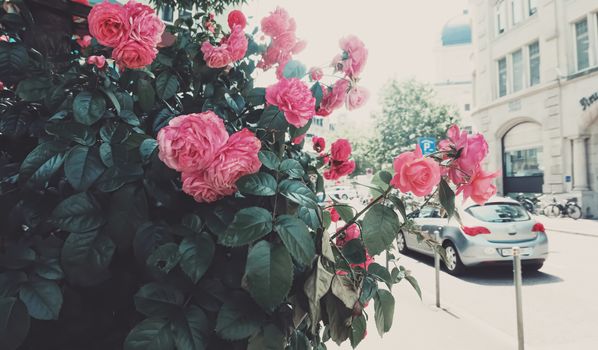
331,221,598,350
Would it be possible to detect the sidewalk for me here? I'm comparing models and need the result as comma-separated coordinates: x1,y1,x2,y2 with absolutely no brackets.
328,283,516,350
535,216,598,237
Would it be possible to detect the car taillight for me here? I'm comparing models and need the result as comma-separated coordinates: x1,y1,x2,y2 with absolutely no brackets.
532,222,545,233
461,226,491,236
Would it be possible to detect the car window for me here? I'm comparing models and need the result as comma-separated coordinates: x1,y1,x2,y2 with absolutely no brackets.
465,203,530,222
420,207,441,218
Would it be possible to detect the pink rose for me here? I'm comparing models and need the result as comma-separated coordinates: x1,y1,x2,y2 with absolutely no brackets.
345,85,369,110
88,2,130,47
221,25,248,61
338,35,368,78
312,136,326,152
309,67,323,81
228,10,247,29
87,55,106,69
128,4,165,46
328,207,340,223
77,35,92,48
440,125,489,185
272,31,297,51
112,39,157,69
324,160,355,180
390,145,441,197
439,124,468,152
292,40,307,54
182,171,230,203
317,79,349,116
336,223,361,247
261,7,292,37
123,0,153,17
292,134,306,145
457,168,499,205
330,139,352,162
265,78,316,128
201,42,233,68
157,111,229,173
320,153,330,165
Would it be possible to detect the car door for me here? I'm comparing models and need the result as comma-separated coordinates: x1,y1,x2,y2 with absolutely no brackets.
413,207,445,256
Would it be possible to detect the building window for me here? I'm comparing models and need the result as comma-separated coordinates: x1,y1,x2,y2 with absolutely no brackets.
511,49,523,92
505,148,544,177
179,6,193,20
529,41,540,86
575,18,590,71
329,124,336,131
498,57,507,97
161,5,174,22
496,1,506,35
313,118,323,127
464,103,471,111
511,0,523,25
528,0,537,16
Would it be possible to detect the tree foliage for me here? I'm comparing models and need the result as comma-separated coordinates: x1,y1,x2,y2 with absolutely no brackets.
366,79,458,168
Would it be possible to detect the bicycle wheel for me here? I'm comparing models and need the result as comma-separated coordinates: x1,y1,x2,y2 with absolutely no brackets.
543,204,561,217
566,204,582,220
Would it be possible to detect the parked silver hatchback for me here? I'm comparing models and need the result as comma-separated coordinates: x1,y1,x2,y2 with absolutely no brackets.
397,196,549,275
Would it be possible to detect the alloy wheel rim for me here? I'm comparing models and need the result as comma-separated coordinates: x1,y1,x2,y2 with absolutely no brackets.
445,246,457,270
397,233,405,251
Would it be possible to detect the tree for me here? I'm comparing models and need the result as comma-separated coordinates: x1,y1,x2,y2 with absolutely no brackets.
366,79,458,168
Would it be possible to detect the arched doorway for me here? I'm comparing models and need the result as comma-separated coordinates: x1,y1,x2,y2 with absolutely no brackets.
502,122,544,194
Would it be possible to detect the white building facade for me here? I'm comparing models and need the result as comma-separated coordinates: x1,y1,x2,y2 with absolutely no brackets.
469,0,598,217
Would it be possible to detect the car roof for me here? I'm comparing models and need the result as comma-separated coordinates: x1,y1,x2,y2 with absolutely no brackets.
457,195,520,209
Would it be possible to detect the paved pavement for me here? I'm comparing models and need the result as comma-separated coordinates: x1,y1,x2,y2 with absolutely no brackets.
330,220,598,350
538,216,598,237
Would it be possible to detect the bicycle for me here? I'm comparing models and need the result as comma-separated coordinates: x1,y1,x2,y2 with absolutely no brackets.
515,193,541,214
542,197,582,220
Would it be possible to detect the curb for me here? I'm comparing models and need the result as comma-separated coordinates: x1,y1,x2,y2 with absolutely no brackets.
544,227,598,238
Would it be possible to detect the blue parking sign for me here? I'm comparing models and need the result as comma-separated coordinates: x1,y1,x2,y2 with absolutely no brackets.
418,137,436,155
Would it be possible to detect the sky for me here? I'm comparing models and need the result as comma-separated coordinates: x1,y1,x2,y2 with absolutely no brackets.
241,0,470,120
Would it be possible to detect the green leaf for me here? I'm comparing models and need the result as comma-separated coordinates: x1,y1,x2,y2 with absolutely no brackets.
298,207,321,231
405,275,422,300
45,122,95,146
137,79,156,112
289,119,312,139
103,184,148,249
219,207,273,247
246,87,266,106
225,93,243,115
279,159,305,179
61,231,115,286
140,138,158,163
171,305,208,350
362,204,400,256
64,146,105,191
258,106,287,131
0,248,36,270
283,60,307,79
19,141,68,189
215,293,264,341
324,294,352,345
334,204,355,223
331,275,359,309
248,324,285,350
378,170,393,184
368,262,392,287
15,77,50,101
119,110,140,126
95,163,144,193
146,243,181,275
100,87,122,115
134,283,184,318
181,214,202,233
279,180,318,209
374,289,395,337
124,317,175,350
311,82,324,108
274,215,315,267
155,72,179,100
303,258,334,334
18,281,62,320
178,233,215,284
73,91,106,125
244,241,293,311
258,151,280,170
439,179,456,219
236,173,277,196
370,171,391,197
389,195,407,222
34,258,64,281
100,123,130,144
0,272,27,297
0,297,30,350
350,315,367,349
341,239,366,264
288,330,311,350
52,192,105,232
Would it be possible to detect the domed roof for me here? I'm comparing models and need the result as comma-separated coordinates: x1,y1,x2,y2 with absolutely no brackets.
441,11,472,46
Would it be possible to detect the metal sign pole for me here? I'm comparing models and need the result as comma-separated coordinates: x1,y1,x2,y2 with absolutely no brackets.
513,246,525,350
434,230,440,308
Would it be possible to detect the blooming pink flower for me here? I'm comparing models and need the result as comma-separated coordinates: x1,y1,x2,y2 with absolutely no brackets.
88,2,130,47
328,207,340,223
77,35,92,48
261,7,293,37
112,39,157,69
128,3,165,46
439,124,468,152
336,224,361,247
157,111,229,173
338,35,368,78
292,134,306,145
182,171,230,203
309,67,324,81
317,79,349,116
312,136,326,152
265,78,316,128
201,42,233,68
272,31,297,51
345,85,369,110
324,160,355,180
320,153,330,164
87,55,106,69
440,125,489,185
221,25,248,61
228,10,247,29
71,0,90,5
292,40,307,54
330,139,352,162
457,168,499,205
390,145,441,197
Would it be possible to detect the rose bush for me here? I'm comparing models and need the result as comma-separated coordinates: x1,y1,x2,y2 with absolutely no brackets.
0,1,497,349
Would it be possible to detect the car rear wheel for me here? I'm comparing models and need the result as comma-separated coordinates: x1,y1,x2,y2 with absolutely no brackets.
523,262,544,272
443,241,465,275
397,230,408,254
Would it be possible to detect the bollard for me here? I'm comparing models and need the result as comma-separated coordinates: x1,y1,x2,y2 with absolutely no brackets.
513,246,525,350
434,230,440,308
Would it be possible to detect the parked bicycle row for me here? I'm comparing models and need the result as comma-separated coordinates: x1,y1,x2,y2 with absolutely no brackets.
514,193,582,220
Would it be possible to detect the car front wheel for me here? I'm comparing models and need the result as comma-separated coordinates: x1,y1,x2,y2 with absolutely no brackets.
397,230,408,254
443,241,465,275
